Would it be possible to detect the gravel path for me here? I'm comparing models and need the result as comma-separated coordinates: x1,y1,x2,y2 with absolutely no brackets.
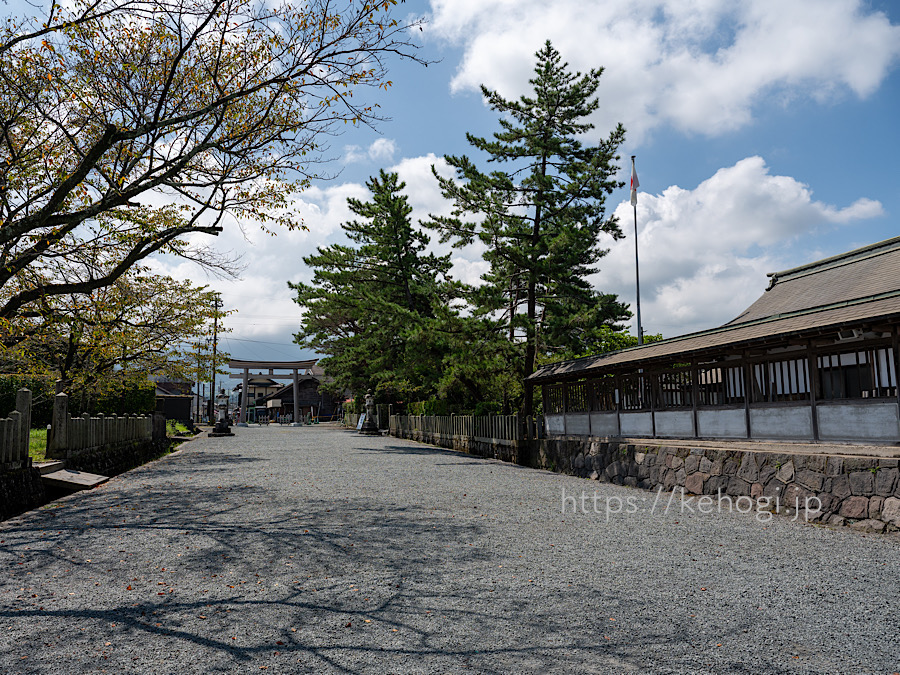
1,425,898,674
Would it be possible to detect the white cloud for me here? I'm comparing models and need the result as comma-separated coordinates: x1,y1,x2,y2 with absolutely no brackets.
343,138,398,164
596,156,884,337
427,0,900,141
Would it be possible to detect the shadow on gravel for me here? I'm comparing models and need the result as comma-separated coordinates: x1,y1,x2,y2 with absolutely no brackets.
0,439,783,673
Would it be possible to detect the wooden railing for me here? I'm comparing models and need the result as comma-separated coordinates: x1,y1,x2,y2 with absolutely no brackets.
390,414,527,447
0,389,32,470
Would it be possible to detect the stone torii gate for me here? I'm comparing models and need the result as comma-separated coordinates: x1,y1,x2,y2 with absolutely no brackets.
229,359,317,426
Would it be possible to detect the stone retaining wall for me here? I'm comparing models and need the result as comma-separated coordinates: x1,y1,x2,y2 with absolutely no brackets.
64,439,170,477
391,427,520,464
0,464,46,521
527,438,900,533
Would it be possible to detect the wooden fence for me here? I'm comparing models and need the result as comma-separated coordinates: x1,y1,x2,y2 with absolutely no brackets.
389,414,543,464
1,389,32,470
47,392,163,459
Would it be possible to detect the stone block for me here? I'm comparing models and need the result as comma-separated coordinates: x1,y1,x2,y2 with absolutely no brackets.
762,479,784,500
804,455,827,473
645,453,657,466
828,514,846,527
816,492,836,514
875,468,898,496
684,455,700,475
623,476,638,488
637,464,651,479
775,460,795,484
849,471,875,496
879,458,898,468
634,452,645,465
726,476,750,496
710,459,724,476
699,457,712,474
662,469,676,490
750,482,763,500
795,469,825,492
671,456,684,470
675,468,686,485
685,472,705,495
608,460,627,478
869,495,884,519
723,459,739,475
649,466,660,484
638,479,654,490
705,475,728,495
831,475,851,499
826,456,844,476
589,470,600,481
758,464,777,486
838,496,870,519
737,453,759,483
844,457,876,472
849,519,886,534
881,497,900,527
782,484,815,508
574,453,586,470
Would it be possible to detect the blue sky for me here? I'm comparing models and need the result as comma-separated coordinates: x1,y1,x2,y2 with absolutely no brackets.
145,0,900,373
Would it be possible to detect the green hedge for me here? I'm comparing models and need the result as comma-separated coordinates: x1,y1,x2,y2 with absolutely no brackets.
0,374,55,428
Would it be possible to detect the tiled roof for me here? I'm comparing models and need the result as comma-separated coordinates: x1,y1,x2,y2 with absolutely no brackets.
528,236,900,383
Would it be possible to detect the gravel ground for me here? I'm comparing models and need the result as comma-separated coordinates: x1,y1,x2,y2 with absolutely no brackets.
1,425,898,674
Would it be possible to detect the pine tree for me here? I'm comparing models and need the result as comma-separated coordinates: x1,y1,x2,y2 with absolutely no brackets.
428,40,631,414
290,170,457,403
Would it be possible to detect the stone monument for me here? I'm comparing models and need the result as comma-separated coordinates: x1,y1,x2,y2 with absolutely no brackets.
208,390,235,437
358,389,380,435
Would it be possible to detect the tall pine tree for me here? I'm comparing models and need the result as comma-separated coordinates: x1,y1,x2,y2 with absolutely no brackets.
290,170,457,404
428,41,630,414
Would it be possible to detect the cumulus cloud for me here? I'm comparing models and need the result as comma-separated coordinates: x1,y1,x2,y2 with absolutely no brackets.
147,154,465,359
596,156,884,337
427,0,900,141
343,138,398,164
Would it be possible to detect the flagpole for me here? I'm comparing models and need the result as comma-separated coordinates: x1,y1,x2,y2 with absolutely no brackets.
631,155,643,346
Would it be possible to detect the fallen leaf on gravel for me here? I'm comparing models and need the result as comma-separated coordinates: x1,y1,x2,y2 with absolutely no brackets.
126,586,132,590
345,622,352,627
364,620,371,623
198,615,207,619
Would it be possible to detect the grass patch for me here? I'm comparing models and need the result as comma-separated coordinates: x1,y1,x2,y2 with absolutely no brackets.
166,420,192,436
29,428,48,462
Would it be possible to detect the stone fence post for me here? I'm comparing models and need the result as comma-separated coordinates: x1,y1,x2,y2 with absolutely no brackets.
48,392,69,459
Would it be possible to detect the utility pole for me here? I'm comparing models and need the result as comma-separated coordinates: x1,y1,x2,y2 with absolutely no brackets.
209,295,222,422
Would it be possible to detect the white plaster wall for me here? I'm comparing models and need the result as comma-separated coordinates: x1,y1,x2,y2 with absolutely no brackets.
750,406,812,440
698,408,748,438
590,412,618,436
817,401,899,442
620,412,653,437
545,414,565,436
566,413,590,436
654,410,694,437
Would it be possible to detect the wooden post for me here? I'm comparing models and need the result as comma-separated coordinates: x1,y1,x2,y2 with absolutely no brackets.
690,361,699,439
807,340,820,442
743,352,752,439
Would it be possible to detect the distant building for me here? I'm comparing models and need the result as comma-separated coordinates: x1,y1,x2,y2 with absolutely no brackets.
150,376,194,421
257,367,342,420
528,236,900,444
232,377,281,408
